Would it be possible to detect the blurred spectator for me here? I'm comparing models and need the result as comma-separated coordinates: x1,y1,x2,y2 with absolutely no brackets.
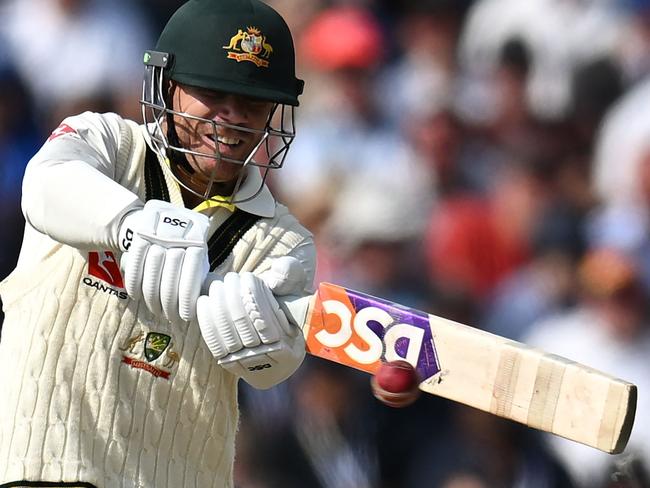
424,158,551,322
404,406,576,488
478,99,593,340
525,247,650,486
378,3,498,199
236,359,380,488
617,0,650,84
272,5,429,224
264,0,325,54
592,76,650,207
375,3,461,130
487,36,537,152
300,5,385,74
569,56,624,153
481,201,583,340
321,175,432,309
589,75,650,293
457,0,628,122
401,107,468,197
0,0,153,128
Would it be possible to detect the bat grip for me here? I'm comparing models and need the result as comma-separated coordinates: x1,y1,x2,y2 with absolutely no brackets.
277,294,311,330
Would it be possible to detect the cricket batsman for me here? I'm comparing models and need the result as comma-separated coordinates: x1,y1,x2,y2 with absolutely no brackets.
0,0,315,486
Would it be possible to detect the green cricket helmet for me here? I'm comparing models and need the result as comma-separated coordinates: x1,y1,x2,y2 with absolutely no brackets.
141,0,304,203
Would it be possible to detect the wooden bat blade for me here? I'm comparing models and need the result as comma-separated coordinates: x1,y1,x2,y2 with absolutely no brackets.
280,282,636,454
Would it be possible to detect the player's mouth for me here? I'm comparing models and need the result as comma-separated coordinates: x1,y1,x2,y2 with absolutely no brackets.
216,135,242,147
203,133,247,156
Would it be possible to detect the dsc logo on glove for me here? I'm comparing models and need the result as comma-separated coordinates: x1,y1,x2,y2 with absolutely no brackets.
162,216,189,228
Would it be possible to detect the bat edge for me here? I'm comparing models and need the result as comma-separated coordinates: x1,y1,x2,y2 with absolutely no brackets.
610,383,637,454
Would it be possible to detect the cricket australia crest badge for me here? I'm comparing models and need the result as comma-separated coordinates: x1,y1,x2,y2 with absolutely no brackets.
120,330,180,379
144,332,172,362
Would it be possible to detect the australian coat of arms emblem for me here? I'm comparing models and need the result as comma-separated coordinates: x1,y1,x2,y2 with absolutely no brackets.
223,26,273,68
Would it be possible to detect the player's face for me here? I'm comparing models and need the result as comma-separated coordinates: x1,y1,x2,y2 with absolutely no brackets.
170,83,274,191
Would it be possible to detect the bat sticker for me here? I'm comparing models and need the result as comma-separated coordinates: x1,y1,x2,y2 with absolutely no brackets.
304,283,441,381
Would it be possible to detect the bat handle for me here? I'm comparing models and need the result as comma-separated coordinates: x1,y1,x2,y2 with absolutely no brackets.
277,294,311,330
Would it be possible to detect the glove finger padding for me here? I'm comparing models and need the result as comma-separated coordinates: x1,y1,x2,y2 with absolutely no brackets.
141,244,165,317
178,246,208,321
222,272,305,388
160,248,183,321
122,238,149,301
196,293,228,359
241,271,294,338
209,279,244,354
222,273,261,348
259,256,307,296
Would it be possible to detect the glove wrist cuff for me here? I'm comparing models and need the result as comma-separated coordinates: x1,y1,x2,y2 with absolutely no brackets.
118,209,141,252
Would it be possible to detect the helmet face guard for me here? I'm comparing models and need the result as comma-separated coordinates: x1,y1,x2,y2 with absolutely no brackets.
141,51,297,204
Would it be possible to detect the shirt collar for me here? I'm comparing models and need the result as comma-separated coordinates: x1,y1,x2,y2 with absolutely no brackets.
224,165,276,218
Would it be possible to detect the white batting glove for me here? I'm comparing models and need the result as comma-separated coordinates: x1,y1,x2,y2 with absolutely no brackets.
119,199,210,322
196,257,307,389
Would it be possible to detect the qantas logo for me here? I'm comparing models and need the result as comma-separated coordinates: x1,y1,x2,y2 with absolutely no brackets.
85,251,127,299
304,284,441,381
47,123,77,142
88,251,124,287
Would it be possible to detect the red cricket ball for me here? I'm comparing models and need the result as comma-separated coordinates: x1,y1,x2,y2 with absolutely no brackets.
371,359,421,408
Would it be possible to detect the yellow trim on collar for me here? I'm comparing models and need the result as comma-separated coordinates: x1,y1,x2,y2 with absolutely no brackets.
193,197,237,213
160,157,238,213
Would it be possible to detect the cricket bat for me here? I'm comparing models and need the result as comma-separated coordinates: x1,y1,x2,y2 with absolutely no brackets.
279,282,637,454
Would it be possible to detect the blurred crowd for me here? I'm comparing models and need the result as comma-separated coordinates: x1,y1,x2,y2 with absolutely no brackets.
2,0,650,487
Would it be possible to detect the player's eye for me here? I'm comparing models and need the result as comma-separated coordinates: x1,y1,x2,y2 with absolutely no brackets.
198,90,228,103
243,98,273,114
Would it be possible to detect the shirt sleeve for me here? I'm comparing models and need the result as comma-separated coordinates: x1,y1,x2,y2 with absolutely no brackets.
21,111,144,251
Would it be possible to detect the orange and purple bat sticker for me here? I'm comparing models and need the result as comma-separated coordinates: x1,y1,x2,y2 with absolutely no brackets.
305,283,441,381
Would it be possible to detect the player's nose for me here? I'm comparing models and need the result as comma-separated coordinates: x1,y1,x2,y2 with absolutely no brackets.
213,95,249,125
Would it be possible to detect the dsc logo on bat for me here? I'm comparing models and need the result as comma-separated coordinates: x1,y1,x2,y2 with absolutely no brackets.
305,284,441,380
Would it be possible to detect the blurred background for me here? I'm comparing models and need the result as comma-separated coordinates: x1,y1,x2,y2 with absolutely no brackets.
2,0,650,486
